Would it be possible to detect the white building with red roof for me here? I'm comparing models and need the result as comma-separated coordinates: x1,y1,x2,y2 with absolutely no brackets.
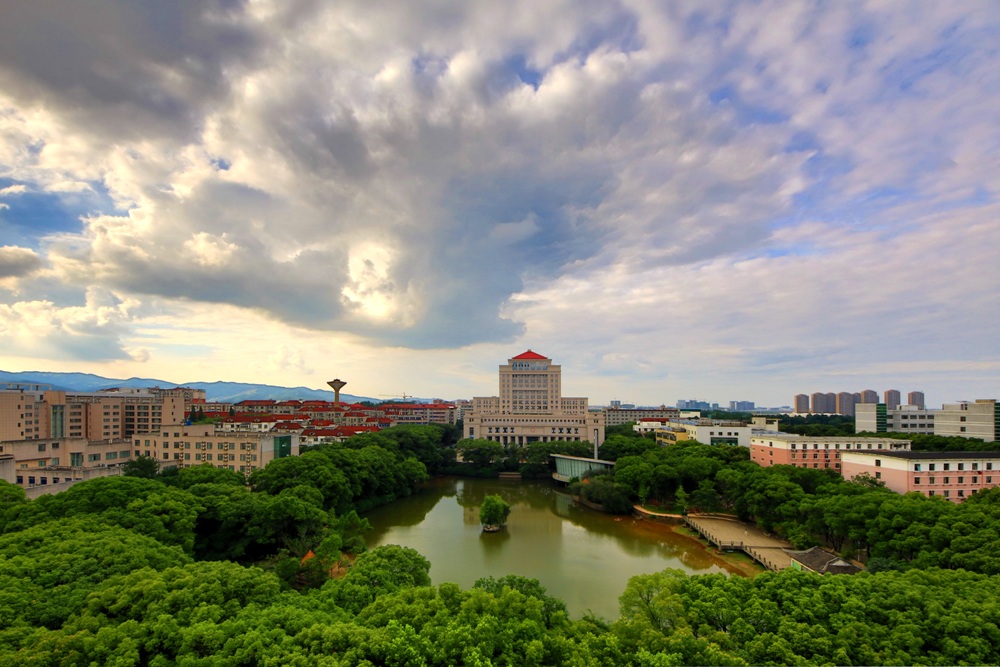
464,350,604,448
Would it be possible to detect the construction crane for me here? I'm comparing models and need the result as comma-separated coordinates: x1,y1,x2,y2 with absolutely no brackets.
378,393,412,402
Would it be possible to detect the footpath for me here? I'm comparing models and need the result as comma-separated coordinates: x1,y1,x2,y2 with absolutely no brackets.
683,514,793,571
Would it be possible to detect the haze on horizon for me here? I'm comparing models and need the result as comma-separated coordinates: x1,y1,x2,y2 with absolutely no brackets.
1,1,998,408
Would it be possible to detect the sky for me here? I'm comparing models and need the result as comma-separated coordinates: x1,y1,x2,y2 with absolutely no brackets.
1,1,999,409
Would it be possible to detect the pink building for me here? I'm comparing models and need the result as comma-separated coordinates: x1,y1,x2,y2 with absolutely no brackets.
749,434,910,472
841,451,1000,502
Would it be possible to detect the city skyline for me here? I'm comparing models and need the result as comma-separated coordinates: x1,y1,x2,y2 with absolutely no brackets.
2,3,999,408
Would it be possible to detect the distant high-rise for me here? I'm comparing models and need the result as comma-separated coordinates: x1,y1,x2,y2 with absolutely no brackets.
794,394,810,413
836,392,857,417
860,389,878,404
908,391,925,409
811,392,835,413
884,389,901,410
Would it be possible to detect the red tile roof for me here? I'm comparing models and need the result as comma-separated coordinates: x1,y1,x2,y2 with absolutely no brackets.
513,349,548,360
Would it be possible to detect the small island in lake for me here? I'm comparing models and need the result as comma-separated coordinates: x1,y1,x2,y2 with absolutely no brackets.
479,494,512,532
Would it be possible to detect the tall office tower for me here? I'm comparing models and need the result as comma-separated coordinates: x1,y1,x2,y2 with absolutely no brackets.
884,389,901,410
908,391,925,409
794,394,810,413
465,350,604,447
860,389,879,404
836,392,857,417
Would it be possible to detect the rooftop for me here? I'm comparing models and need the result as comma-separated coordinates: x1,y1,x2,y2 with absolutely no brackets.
512,349,548,360
844,450,1000,459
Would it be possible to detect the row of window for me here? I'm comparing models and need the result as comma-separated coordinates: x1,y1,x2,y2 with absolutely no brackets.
913,462,992,471
913,476,993,485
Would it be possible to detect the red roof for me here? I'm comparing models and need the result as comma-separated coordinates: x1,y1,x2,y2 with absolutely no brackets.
513,349,548,360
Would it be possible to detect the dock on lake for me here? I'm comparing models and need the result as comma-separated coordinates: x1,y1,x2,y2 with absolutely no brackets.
684,514,793,572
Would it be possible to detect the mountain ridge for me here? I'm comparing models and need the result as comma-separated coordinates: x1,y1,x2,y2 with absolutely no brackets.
0,370,381,404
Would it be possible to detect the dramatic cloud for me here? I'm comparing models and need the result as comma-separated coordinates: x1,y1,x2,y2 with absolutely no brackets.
0,1,998,404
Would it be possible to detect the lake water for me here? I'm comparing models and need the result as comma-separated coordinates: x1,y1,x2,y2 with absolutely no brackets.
364,477,743,620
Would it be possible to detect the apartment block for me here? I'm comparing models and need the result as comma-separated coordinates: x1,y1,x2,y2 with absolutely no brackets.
749,434,911,472
855,403,937,435
841,450,1000,502
0,436,134,491
133,423,299,475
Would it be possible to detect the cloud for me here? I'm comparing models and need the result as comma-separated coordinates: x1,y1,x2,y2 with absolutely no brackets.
0,287,141,361
0,1,998,405
0,246,42,278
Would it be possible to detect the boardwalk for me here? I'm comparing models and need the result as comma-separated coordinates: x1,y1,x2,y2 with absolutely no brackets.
685,515,793,571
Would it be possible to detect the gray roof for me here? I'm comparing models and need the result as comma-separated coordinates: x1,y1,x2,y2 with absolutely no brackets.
844,450,1000,459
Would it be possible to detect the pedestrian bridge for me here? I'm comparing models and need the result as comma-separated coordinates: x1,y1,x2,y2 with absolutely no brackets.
550,454,615,483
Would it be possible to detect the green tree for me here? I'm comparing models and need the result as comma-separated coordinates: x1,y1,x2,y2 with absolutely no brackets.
479,494,512,529
122,455,160,479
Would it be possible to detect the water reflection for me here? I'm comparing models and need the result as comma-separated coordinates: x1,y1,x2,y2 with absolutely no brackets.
365,477,742,620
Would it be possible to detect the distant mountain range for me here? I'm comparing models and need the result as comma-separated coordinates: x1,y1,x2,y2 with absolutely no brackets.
0,370,382,404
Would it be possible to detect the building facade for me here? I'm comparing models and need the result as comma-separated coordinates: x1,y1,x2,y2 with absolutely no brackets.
749,434,911,472
855,400,998,442
603,406,681,427
133,423,299,475
464,351,604,447
841,450,1000,502
884,389,901,410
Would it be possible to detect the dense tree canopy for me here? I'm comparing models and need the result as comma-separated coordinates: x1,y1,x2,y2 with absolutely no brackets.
4,424,1000,664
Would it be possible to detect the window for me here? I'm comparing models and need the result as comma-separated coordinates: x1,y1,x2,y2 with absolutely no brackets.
944,490,950,498
914,464,922,472
944,477,950,485
944,463,950,471
958,477,964,484
875,459,882,467
914,477,921,485
875,472,882,479
973,477,978,484
37,443,46,452
929,477,936,485
958,463,965,471
929,464,936,471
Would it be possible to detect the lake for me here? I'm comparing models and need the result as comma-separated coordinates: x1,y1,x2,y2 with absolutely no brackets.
364,476,745,620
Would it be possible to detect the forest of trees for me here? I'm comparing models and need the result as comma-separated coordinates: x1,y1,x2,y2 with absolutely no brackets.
2,422,1000,664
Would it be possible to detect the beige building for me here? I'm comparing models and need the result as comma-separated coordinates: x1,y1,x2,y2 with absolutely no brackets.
750,433,911,472
464,350,604,447
935,400,999,442
603,406,681,427
133,423,299,475
0,436,134,489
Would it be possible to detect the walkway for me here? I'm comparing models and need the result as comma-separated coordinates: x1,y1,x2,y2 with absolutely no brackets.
685,514,793,571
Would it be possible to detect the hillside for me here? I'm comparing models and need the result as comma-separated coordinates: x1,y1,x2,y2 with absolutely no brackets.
0,370,378,404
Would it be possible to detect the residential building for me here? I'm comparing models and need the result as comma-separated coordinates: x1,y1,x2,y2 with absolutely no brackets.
749,433,911,472
464,350,604,446
908,391,925,409
730,401,755,412
884,389,901,410
841,450,1000,502
836,392,857,417
0,435,134,492
860,389,878,404
133,423,298,475
793,394,810,414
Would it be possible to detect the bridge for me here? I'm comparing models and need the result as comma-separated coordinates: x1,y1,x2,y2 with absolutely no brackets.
550,454,615,483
